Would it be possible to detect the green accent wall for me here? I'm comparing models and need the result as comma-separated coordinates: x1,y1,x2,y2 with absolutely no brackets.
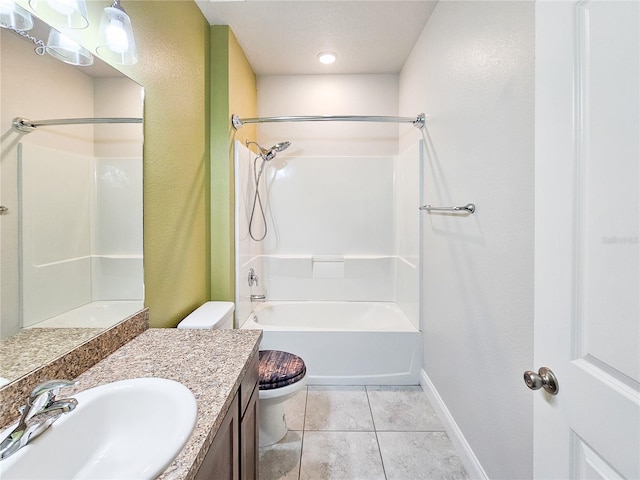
210,26,257,303
123,2,212,328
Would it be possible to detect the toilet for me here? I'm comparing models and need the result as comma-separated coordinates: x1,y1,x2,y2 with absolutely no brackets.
177,301,235,329
177,302,307,447
257,350,307,447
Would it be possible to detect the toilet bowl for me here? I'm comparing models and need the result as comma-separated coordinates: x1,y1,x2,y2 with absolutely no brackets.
257,350,307,447
177,304,307,447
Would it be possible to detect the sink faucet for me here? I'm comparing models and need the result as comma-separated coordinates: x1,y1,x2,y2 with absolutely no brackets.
0,379,78,460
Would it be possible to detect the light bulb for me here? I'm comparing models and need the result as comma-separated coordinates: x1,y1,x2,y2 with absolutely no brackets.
96,3,137,64
106,18,128,53
318,52,337,65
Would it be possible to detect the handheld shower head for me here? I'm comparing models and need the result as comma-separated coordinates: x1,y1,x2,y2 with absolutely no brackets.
272,141,291,152
245,140,291,160
244,138,292,242
263,141,291,161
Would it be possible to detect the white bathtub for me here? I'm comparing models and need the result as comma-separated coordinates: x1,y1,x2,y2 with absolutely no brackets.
240,301,422,385
26,301,144,329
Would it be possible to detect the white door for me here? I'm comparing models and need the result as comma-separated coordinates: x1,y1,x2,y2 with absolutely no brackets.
534,1,639,479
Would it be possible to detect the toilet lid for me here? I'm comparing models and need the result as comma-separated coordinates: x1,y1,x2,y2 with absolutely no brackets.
258,350,306,390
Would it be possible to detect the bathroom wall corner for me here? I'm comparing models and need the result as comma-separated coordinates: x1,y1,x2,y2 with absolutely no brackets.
210,26,257,303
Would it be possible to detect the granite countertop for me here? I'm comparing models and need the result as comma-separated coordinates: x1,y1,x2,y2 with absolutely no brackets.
0,328,103,382
67,328,262,480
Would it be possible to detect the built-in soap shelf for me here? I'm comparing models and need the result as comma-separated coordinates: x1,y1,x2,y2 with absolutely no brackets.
312,255,344,278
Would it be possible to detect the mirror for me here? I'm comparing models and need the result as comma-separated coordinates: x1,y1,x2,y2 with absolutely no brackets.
0,14,144,386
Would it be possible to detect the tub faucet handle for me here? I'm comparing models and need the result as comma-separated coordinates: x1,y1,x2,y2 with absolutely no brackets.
248,268,259,287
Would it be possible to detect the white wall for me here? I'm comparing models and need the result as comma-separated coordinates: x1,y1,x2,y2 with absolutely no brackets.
257,74,399,156
262,155,395,255
399,2,535,479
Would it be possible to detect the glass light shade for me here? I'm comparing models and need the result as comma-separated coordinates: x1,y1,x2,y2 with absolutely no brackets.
96,5,137,65
0,0,34,31
46,28,93,65
318,51,337,65
28,0,89,29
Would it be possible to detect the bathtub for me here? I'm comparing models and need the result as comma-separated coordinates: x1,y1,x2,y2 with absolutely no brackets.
240,301,422,385
26,301,144,329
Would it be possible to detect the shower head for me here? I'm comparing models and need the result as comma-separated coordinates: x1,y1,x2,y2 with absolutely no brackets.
272,141,291,152
245,139,291,161
263,141,291,161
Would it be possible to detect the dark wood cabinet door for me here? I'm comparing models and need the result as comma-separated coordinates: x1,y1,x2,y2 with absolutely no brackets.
240,383,259,480
195,395,239,480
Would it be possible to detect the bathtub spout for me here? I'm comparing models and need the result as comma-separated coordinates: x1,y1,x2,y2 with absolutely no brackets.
250,294,266,302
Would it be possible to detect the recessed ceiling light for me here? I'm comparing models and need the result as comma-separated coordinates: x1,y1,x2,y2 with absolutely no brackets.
317,51,337,65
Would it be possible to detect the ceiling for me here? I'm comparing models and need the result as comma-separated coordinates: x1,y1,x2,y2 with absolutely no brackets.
195,1,438,75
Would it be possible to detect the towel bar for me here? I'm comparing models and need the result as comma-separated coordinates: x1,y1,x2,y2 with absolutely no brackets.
419,203,475,214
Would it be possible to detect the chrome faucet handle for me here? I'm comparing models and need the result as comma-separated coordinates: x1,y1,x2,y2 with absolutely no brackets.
26,380,77,417
248,268,259,287
29,379,76,402
26,399,78,426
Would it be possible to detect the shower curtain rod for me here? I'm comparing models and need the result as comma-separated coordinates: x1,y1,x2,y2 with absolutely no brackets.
12,116,143,134
231,113,425,130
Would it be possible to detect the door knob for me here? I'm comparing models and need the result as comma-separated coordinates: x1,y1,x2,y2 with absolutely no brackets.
523,367,558,395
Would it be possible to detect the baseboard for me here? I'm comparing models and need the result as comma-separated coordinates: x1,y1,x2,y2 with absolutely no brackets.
420,369,489,480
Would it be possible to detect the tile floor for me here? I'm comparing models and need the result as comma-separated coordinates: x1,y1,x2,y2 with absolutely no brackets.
259,386,469,480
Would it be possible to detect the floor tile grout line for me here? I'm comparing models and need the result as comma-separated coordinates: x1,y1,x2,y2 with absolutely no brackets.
297,386,308,480
296,428,447,433
366,385,388,480
302,429,378,432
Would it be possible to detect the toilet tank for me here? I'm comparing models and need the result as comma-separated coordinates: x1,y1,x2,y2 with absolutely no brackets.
177,302,235,329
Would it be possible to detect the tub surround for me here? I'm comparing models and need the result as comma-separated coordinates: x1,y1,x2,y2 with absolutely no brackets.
0,309,149,427
65,328,262,479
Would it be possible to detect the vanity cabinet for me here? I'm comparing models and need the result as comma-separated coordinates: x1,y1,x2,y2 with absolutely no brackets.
195,394,240,480
240,354,259,480
195,353,259,480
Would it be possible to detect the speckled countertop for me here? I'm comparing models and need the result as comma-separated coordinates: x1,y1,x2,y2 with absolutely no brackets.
67,328,262,480
0,328,102,382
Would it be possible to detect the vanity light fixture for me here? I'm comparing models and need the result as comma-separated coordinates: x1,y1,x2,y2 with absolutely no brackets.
28,0,89,29
96,0,137,65
317,51,337,65
0,0,34,31
46,27,93,65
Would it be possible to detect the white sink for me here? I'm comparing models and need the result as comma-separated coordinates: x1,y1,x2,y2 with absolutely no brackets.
0,378,197,479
